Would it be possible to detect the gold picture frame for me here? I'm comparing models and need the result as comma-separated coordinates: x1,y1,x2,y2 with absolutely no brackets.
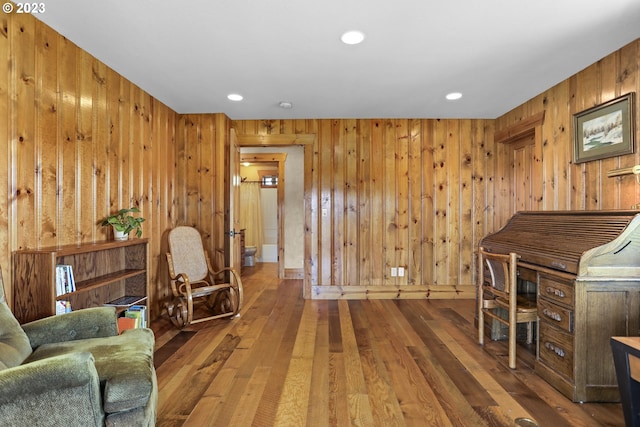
573,92,635,164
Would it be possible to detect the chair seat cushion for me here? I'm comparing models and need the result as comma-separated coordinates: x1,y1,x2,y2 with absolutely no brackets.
24,327,155,413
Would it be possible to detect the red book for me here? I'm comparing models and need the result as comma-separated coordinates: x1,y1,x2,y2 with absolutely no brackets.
117,317,137,334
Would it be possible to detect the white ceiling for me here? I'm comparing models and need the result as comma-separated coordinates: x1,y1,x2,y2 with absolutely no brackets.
35,0,640,120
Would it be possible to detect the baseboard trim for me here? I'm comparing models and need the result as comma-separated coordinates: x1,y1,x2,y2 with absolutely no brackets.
310,284,475,299
284,268,304,279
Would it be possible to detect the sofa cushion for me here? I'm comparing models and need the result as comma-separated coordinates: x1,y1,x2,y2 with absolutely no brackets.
24,327,155,413
0,302,32,371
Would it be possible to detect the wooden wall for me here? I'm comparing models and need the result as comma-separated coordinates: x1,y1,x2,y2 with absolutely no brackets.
0,12,177,317
174,113,231,270
495,39,640,214
232,119,495,298
5,9,638,313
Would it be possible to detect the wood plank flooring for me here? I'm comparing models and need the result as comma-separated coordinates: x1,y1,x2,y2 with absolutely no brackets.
152,263,625,427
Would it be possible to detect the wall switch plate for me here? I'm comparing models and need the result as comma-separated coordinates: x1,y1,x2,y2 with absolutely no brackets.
398,267,405,277
391,267,397,277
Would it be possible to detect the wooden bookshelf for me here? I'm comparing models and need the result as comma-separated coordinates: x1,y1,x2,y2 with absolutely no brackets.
13,239,149,324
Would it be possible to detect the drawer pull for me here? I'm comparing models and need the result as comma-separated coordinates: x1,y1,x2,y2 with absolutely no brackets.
545,341,566,358
543,308,562,322
545,286,565,298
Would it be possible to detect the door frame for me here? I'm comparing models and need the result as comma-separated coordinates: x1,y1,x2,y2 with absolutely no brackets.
235,133,315,298
494,112,545,225
228,128,242,275
239,152,287,279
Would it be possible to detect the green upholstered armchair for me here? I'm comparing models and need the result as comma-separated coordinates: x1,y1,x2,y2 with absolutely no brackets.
0,268,157,426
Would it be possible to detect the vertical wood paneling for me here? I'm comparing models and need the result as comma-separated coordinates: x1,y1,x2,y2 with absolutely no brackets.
617,42,640,209
13,13,36,251
357,120,371,286
93,60,108,242
58,37,77,241
383,120,397,285
214,114,229,270
231,117,493,297
36,24,57,247
119,80,132,220
105,67,119,219
471,120,489,283
458,120,473,285
421,120,435,286
319,120,332,286
369,121,384,285
433,119,447,285
77,50,94,241
173,113,230,270
332,120,345,286
2,13,176,317
408,119,422,286
446,120,461,285
395,120,409,287
0,15,10,277
344,119,358,286
5,12,636,308
496,39,640,217
199,115,215,254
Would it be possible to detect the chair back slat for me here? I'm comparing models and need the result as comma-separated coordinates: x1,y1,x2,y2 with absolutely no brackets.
485,257,508,294
168,226,209,282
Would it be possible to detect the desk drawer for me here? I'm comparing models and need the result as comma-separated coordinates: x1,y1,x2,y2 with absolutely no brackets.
538,297,573,333
539,274,574,308
539,321,574,380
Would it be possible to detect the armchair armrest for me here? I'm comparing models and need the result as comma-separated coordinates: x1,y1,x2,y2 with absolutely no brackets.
0,352,104,425
22,307,118,349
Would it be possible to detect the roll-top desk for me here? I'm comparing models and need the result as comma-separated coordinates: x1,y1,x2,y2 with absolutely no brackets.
480,210,640,402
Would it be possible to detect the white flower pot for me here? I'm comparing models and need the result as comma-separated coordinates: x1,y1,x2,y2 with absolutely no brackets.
113,228,129,241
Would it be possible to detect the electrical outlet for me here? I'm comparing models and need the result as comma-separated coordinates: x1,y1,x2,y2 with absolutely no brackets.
390,267,397,277
398,267,405,277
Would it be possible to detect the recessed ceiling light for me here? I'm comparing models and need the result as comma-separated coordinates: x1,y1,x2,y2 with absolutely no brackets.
341,30,365,45
227,93,243,101
446,92,462,100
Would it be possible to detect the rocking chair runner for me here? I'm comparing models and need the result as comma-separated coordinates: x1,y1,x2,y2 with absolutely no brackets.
165,226,243,328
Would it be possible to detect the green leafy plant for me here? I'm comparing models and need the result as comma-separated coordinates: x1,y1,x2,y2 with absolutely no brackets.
101,207,145,238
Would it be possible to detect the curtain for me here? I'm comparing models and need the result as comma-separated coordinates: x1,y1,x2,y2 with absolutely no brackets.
240,182,264,258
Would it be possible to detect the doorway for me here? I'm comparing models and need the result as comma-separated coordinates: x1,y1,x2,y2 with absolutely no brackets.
235,133,315,298
239,154,284,276
239,147,304,280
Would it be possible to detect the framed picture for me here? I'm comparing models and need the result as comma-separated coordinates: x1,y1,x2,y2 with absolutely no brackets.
573,92,635,164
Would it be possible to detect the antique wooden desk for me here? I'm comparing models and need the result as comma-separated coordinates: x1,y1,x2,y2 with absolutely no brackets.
480,210,640,402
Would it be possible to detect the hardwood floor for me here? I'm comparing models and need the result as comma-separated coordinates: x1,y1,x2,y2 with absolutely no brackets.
152,263,625,427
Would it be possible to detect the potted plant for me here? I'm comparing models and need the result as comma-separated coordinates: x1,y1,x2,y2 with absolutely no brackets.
101,207,145,240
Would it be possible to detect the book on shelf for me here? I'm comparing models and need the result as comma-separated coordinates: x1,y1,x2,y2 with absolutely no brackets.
117,316,137,334
55,265,76,296
124,305,147,328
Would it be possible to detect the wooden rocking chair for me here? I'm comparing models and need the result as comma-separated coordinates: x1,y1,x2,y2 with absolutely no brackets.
165,226,243,328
